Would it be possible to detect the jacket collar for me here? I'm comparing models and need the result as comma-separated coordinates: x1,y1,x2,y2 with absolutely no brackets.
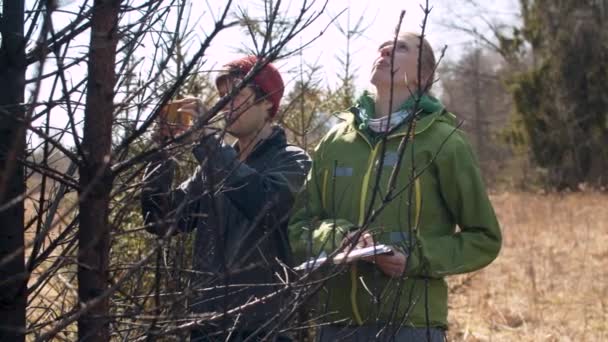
234,125,286,161
337,93,455,139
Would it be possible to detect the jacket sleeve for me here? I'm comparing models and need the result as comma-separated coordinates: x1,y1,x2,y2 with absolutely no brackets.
140,152,206,235
192,136,312,224
405,131,502,277
288,142,357,262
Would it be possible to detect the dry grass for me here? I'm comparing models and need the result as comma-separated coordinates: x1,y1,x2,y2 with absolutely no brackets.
447,191,608,341
25,196,78,340
22,191,608,340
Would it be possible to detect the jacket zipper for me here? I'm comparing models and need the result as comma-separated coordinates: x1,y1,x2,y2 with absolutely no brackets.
349,129,424,325
321,168,329,210
358,144,380,226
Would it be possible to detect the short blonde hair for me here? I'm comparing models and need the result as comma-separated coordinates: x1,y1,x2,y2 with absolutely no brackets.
399,32,436,90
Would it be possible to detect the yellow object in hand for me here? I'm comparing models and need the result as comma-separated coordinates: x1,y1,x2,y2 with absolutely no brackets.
162,101,194,127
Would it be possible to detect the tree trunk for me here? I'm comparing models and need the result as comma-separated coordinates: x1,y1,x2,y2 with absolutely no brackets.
0,0,27,340
77,0,119,340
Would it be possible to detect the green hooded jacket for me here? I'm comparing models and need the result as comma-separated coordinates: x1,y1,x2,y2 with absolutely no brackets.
288,92,502,328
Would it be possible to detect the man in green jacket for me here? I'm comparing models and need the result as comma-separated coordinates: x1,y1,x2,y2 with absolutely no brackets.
288,32,502,341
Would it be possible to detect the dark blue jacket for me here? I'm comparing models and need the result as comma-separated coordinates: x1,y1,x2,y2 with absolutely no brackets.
141,126,311,331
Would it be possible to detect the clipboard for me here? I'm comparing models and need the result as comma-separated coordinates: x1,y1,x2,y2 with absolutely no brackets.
294,244,393,272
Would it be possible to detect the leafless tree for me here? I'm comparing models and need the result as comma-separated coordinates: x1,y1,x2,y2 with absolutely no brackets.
1,0,340,340
0,0,27,341
439,46,514,183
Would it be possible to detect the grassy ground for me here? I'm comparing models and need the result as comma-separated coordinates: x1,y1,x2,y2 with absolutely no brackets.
447,191,608,341
25,195,78,341
23,191,608,340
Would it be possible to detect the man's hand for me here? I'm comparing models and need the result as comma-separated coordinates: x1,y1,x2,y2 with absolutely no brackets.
340,231,407,278
154,97,204,143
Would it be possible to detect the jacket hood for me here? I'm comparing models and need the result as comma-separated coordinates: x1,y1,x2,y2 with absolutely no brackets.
354,90,444,120
193,126,287,164
342,91,455,136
